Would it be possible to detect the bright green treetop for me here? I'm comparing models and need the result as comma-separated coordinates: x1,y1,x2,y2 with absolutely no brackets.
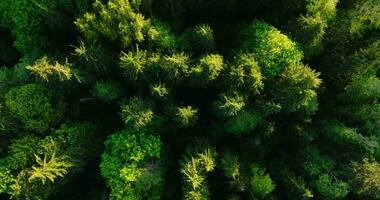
242,21,303,79
100,129,163,200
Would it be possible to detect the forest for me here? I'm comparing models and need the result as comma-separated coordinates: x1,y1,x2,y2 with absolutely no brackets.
0,0,379,199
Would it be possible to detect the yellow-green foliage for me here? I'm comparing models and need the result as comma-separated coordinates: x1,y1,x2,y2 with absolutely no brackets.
228,53,263,94
349,0,380,36
351,159,380,198
151,83,169,99
26,56,73,82
294,0,339,56
121,97,154,130
272,63,322,112
161,53,191,81
242,21,303,79
181,147,217,200
120,48,149,80
215,92,246,117
75,0,156,47
193,54,224,81
28,144,73,184
175,106,198,128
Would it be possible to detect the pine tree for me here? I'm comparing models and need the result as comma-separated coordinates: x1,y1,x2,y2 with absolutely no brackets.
26,56,73,82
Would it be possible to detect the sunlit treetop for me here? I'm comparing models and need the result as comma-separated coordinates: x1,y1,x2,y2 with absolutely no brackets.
242,21,303,79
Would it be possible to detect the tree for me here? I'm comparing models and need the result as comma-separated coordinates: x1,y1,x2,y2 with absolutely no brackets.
75,0,156,48
289,0,339,56
221,152,246,192
120,97,155,130
270,62,322,113
348,0,380,37
227,53,263,94
119,48,151,81
181,145,217,200
351,158,380,198
215,92,246,117
150,83,169,99
249,164,276,198
283,171,314,199
0,169,13,194
313,174,349,199
26,56,73,82
302,146,349,199
100,129,163,200
180,24,216,53
0,123,96,199
174,106,198,128
242,21,303,79
149,19,178,53
1,135,41,171
28,140,73,185
4,84,64,132
160,53,191,82
192,54,224,82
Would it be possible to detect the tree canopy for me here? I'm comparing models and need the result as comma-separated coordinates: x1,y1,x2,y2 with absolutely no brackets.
0,0,379,199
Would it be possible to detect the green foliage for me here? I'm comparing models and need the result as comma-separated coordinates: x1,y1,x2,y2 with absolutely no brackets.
151,83,169,99
227,53,263,94
313,174,349,199
0,169,13,194
351,158,380,198
221,152,246,191
290,0,338,56
215,92,246,117
52,123,98,159
271,63,322,112
0,123,96,199
1,1,379,199
120,97,154,130
100,129,163,200
180,24,216,53
322,122,379,154
161,53,191,81
250,164,276,198
344,76,380,103
92,81,121,102
225,110,263,135
119,48,149,80
181,146,217,200
174,106,198,128
303,147,335,177
302,147,349,199
0,102,16,134
4,84,63,132
75,0,156,47
26,56,73,82
28,142,73,185
193,54,224,82
284,172,314,199
149,19,178,52
348,0,380,36
242,21,303,79
4,135,41,171
0,0,87,55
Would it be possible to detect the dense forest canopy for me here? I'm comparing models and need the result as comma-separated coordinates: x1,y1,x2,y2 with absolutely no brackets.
0,0,379,199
